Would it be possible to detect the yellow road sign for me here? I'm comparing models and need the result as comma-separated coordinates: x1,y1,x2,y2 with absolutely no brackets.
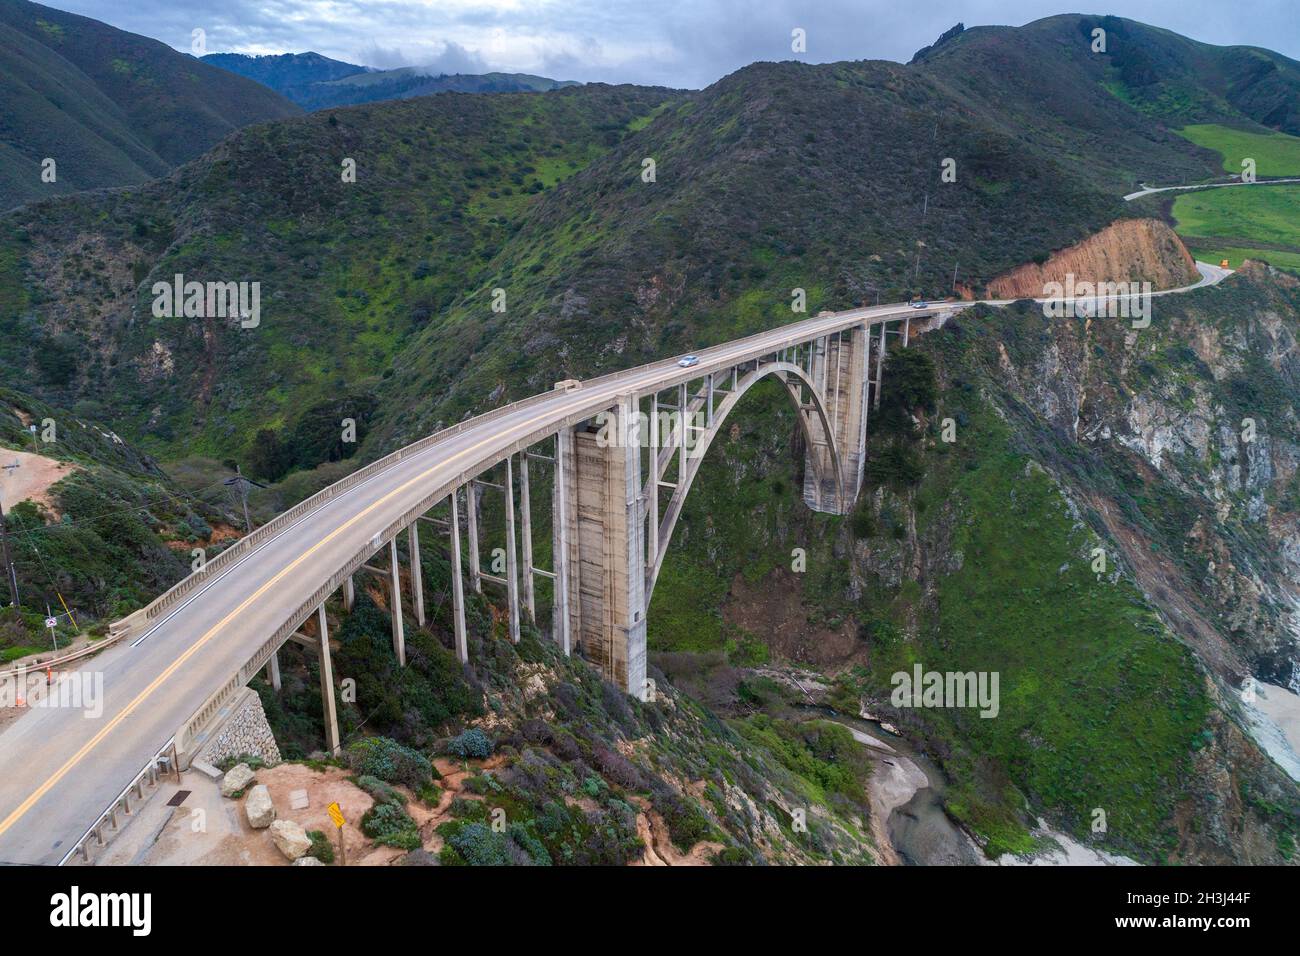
327,802,345,828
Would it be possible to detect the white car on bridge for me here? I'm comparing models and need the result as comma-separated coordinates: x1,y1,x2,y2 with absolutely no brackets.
677,355,700,368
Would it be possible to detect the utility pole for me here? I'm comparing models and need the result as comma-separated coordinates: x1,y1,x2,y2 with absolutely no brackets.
223,466,266,534
0,460,20,609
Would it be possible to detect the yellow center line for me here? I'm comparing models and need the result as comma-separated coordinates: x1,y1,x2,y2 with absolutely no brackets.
0,404,564,842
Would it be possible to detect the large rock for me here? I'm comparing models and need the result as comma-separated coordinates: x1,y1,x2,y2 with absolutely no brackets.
293,856,324,866
220,763,256,797
270,819,313,861
245,784,276,828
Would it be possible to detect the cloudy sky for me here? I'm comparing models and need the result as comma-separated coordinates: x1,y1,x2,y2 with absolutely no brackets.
46,0,1300,88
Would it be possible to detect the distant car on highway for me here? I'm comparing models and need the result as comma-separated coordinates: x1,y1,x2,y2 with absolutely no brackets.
909,300,928,309
677,355,699,368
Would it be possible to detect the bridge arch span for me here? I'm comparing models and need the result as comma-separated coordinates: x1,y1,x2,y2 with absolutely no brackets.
647,359,845,602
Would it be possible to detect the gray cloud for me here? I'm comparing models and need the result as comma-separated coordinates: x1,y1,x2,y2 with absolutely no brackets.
44,0,1300,88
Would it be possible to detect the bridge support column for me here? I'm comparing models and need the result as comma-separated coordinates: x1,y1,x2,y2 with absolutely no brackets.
343,575,355,612
388,538,406,666
803,324,870,514
519,454,536,623
266,650,281,692
559,396,648,699
317,604,340,756
647,392,660,581
466,483,482,594
449,489,469,664
505,457,521,643
874,322,888,410
552,431,573,656
409,522,425,627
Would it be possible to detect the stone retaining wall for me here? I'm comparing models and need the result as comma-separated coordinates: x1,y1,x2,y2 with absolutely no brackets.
199,688,282,767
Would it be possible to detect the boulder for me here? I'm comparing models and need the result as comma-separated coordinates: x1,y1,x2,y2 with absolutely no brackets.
270,819,312,861
293,856,324,866
219,763,255,797
245,784,276,828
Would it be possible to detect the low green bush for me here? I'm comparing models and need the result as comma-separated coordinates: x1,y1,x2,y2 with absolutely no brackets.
447,728,493,759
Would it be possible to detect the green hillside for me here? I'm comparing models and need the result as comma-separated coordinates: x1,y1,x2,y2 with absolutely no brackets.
0,83,675,462
0,0,299,210
1160,124,1300,272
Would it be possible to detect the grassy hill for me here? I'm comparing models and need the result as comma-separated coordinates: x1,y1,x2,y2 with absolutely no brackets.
0,0,299,210
1159,124,1300,272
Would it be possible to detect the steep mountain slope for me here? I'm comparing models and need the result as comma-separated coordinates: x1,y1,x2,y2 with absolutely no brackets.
0,83,676,459
0,385,231,643
8,16,1263,463
204,52,578,111
916,16,1300,141
0,0,300,210
372,51,1211,448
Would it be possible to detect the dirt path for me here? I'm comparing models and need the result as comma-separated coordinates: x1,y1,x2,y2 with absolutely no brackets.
630,795,724,865
0,448,77,515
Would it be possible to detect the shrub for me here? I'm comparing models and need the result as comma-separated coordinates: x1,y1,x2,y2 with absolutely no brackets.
361,802,421,850
444,822,510,865
447,728,493,760
307,830,335,864
355,773,407,806
347,736,433,790
216,754,267,772
652,787,714,852
449,797,489,821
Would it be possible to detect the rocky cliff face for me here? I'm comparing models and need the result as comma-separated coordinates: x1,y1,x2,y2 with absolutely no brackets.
988,261,1300,687
871,264,1300,861
987,218,1199,298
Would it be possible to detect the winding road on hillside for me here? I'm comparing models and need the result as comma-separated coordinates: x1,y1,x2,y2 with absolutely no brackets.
0,261,1232,865
1123,177,1300,201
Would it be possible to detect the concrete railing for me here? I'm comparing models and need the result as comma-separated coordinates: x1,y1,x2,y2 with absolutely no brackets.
58,740,178,865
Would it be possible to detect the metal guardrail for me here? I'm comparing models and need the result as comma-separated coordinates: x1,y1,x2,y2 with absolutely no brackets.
0,635,121,682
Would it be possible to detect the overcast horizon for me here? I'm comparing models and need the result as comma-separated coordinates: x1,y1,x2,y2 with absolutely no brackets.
34,0,1300,89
